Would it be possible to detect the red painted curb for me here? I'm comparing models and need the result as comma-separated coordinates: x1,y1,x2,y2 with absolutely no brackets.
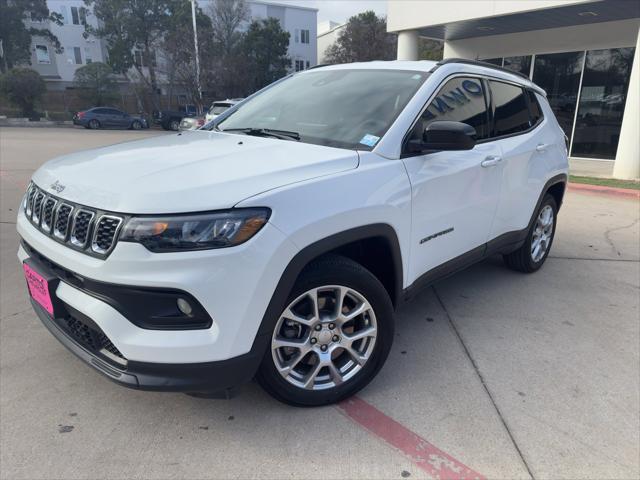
568,182,640,200
337,396,485,480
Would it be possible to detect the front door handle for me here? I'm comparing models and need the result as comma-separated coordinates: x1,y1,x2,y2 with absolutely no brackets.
481,155,502,168
536,143,549,152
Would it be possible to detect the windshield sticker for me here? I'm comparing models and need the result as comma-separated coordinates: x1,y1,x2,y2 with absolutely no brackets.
359,134,380,147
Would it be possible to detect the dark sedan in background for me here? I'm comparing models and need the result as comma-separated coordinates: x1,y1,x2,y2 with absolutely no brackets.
73,107,149,130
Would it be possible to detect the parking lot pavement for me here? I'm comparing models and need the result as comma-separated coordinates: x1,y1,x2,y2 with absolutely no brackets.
1,128,638,479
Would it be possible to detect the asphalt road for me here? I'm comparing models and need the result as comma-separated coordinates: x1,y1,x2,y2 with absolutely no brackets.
1,127,639,480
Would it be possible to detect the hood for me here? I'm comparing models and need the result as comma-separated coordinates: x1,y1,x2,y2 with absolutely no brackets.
32,131,359,214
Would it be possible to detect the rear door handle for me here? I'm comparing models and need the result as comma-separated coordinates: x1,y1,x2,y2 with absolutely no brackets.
536,143,549,152
481,155,502,168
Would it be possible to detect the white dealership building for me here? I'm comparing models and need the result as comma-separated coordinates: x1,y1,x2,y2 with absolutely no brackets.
388,0,639,179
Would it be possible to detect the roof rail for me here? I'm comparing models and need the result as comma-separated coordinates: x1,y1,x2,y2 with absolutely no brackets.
307,63,331,70
430,58,530,81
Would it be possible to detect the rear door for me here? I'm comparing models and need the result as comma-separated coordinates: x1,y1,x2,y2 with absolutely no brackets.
402,75,504,285
485,81,550,240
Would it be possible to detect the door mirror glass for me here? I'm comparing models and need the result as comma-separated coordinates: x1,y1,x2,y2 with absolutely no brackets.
409,121,477,152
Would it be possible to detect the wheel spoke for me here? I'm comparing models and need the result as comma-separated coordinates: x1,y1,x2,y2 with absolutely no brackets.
277,350,309,376
303,361,323,389
272,336,309,350
344,326,376,344
282,307,314,327
334,286,348,318
343,345,367,366
326,361,344,386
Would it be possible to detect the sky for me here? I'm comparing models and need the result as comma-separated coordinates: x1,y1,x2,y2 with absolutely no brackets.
273,0,388,24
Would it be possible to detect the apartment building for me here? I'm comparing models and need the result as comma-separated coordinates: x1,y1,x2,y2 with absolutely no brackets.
27,0,108,90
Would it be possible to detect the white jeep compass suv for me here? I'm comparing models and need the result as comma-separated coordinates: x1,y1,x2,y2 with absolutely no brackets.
18,59,568,406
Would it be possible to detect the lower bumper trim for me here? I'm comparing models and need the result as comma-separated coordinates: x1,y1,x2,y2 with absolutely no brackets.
31,300,263,393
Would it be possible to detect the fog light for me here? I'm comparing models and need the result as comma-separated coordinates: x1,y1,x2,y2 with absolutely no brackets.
177,298,193,316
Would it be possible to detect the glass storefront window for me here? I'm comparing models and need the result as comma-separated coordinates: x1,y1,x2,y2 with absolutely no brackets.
503,56,532,77
532,51,584,144
571,47,635,160
483,58,503,66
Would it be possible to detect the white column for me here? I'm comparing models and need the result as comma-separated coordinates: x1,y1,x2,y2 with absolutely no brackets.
397,30,419,61
613,27,640,180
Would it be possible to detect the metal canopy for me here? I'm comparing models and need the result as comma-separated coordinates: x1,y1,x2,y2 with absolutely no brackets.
418,0,640,41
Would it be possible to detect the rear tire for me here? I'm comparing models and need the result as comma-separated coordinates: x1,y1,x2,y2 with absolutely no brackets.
88,119,100,129
169,119,180,131
504,194,558,273
256,255,394,407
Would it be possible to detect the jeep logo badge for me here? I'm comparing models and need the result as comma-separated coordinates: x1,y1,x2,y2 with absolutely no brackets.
50,180,65,193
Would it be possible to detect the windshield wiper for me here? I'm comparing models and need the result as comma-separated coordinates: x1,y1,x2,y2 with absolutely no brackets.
222,127,300,141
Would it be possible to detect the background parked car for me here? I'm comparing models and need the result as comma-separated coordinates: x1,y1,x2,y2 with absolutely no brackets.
153,105,198,131
73,108,148,130
204,99,243,123
179,117,205,131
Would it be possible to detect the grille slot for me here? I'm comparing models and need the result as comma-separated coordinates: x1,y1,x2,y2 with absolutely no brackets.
92,215,123,254
40,197,58,233
25,184,37,216
70,209,95,248
32,190,46,224
53,204,73,240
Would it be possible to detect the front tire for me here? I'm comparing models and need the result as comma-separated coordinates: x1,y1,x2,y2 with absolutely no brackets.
256,255,394,407
131,120,142,130
504,194,558,273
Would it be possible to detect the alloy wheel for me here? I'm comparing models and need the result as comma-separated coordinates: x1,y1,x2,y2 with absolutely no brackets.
271,285,377,391
531,205,554,262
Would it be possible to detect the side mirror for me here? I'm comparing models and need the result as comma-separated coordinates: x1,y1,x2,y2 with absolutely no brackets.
408,121,477,153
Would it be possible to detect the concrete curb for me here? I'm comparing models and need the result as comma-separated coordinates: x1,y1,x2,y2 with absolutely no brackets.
568,182,640,200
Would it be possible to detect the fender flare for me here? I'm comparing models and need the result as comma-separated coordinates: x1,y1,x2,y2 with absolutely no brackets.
249,224,403,358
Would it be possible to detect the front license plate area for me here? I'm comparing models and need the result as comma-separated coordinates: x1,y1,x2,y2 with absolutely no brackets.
23,258,65,318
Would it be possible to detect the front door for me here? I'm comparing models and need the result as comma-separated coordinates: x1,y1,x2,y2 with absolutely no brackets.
402,75,503,285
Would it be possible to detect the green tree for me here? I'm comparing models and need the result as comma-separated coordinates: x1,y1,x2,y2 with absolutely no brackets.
161,0,214,110
73,62,118,106
0,0,62,73
419,38,443,61
0,67,46,117
83,0,180,110
241,18,290,94
324,11,396,64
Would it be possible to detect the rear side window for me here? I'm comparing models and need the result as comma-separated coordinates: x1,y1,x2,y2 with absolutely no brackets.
93,108,108,114
489,80,531,136
527,90,543,125
414,76,490,140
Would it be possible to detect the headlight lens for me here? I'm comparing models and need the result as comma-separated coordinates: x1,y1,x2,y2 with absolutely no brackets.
120,208,270,252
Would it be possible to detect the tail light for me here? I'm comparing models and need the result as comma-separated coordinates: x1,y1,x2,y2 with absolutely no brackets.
77,111,85,119
197,119,205,127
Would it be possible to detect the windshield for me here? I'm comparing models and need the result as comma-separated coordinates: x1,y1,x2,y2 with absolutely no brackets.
216,69,428,150
210,104,232,115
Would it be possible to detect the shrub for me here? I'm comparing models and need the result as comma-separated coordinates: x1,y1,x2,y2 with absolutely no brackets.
0,68,46,118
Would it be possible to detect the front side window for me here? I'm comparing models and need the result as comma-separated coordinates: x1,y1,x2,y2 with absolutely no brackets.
489,80,531,137
217,69,429,150
35,45,50,64
413,76,489,140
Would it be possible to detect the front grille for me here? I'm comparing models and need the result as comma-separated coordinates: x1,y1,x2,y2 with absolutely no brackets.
23,183,124,258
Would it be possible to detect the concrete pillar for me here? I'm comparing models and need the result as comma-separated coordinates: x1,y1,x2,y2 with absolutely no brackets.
613,27,640,180
397,30,420,61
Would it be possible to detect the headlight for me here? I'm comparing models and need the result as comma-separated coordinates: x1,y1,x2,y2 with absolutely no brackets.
120,208,270,252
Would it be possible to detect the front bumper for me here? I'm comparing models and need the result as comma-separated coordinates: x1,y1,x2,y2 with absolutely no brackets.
30,298,261,392
17,207,298,367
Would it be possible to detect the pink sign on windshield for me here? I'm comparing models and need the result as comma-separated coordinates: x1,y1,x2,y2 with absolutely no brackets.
23,263,54,316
